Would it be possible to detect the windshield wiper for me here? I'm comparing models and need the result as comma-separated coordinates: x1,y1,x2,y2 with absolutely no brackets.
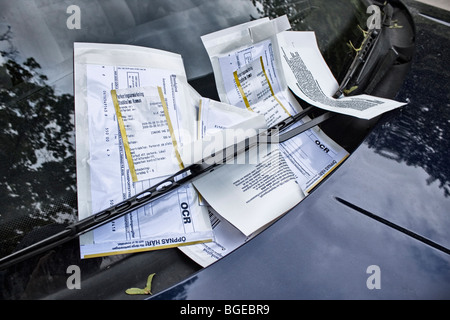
333,2,395,98
0,106,333,270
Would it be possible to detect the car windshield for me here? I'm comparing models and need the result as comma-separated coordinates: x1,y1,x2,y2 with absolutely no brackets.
0,0,387,299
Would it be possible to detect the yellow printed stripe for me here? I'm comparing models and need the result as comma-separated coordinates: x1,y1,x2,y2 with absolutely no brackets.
259,56,291,117
158,86,185,170
233,70,254,112
111,89,138,182
83,239,212,259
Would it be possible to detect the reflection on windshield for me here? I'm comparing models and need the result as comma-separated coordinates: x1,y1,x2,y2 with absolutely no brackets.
0,27,76,258
365,16,450,198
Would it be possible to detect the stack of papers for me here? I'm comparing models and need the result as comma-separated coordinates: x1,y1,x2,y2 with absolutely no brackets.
74,44,214,258
74,16,406,265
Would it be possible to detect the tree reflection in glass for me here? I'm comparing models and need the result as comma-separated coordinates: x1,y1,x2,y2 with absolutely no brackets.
0,27,76,257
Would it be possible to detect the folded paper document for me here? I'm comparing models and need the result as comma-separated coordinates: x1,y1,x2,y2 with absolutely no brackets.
277,31,406,119
74,43,213,258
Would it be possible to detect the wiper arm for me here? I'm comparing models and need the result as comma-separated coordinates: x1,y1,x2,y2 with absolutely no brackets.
333,2,394,98
0,106,333,270
333,28,382,98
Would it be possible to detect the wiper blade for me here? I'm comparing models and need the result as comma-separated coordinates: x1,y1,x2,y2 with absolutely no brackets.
0,106,333,270
333,2,394,98
333,28,382,98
